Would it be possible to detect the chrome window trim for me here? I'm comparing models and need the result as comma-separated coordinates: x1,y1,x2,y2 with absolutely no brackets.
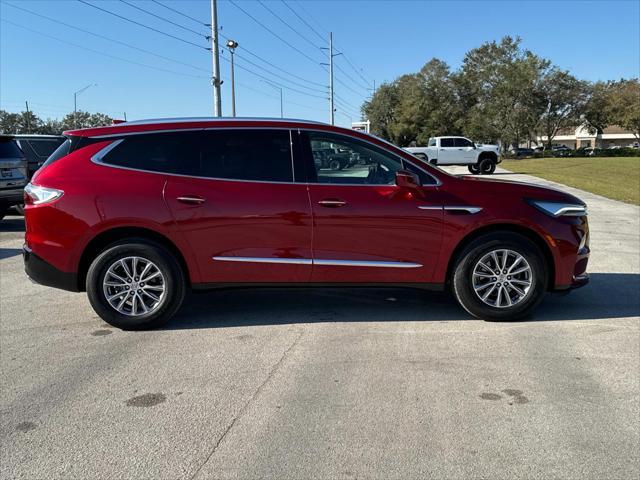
90,130,297,185
213,256,423,269
418,206,443,210
301,128,442,187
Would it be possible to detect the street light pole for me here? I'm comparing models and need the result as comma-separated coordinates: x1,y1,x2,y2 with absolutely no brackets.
73,83,96,129
261,80,283,118
226,39,239,117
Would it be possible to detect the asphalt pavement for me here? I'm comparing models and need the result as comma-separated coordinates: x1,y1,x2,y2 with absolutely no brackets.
1,167,638,479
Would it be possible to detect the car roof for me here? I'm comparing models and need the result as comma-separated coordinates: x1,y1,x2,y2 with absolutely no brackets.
63,117,331,138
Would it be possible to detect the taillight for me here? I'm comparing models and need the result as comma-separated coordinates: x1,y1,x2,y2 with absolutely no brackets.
24,183,64,205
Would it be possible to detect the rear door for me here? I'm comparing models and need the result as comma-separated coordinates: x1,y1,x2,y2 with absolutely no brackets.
163,129,313,283
436,137,457,164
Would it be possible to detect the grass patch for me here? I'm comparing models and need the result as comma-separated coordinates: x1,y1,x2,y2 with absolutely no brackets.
501,157,640,205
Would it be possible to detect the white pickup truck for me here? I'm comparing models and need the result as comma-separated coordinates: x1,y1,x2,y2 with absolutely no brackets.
405,136,501,174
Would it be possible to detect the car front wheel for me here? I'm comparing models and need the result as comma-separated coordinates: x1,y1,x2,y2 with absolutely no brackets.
86,239,186,330
468,164,480,174
479,158,497,174
452,233,547,321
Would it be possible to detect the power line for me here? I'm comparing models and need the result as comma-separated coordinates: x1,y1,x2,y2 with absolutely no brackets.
151,0,207,27
149,0,328,91
257,0,321,51
289,0,372,87
4,2,210,74
280,0,326,44
1,18,207,79
227,0,323,68
77,0,208,51
118,0,206,38
335,63,370,92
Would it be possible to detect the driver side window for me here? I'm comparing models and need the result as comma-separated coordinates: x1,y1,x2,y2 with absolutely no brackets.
306,131,402,185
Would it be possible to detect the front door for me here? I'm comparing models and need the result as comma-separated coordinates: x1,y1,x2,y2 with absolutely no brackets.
300,130,444,283
164,129,313,283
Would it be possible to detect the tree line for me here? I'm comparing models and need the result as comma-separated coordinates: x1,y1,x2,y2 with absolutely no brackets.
0,110,114,135
362,36,640,148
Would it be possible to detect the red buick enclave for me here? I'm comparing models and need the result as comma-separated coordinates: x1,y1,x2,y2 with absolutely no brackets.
23,118,589,329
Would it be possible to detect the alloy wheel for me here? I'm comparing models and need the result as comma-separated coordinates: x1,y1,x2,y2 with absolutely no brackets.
102,256,166,316
472,249,533,308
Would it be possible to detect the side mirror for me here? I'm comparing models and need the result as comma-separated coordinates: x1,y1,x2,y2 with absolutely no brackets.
395,170,421,190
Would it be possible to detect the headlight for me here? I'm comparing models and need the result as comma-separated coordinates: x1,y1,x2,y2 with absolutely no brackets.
528,200,587,217
24,183,64,205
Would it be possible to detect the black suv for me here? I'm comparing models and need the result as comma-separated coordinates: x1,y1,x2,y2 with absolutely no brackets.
13,135,66,178
0,136,28,220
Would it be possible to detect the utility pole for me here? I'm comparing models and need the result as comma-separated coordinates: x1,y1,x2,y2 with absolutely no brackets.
25,101,30,133
321,33,341,125
226,39,239,117
210,0,222,117
124,112,127,121
329,32,334,125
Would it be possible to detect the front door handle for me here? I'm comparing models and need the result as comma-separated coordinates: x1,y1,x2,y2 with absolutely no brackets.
318,198,347,208
177,195,206,205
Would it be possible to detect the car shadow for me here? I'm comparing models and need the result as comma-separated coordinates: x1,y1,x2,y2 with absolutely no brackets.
0,217,25,233
163,272,639,330
0,248,23,260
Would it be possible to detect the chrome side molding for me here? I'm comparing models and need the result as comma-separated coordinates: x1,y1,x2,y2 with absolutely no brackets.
213,256,422,268
444,206,483,214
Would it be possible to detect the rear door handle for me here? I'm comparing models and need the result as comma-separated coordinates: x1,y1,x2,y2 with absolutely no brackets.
318,199,347,208
177,195,206,205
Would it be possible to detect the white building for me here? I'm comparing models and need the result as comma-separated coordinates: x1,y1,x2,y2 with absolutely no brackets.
537,125,638,149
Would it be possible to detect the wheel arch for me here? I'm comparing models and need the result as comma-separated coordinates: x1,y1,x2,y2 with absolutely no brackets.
77,226,191,291
445,223,555,291
478,151,497,162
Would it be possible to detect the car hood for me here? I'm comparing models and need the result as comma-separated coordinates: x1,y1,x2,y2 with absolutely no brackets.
458,175,585,205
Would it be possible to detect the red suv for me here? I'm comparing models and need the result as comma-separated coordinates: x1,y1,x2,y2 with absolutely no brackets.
23,118,589,329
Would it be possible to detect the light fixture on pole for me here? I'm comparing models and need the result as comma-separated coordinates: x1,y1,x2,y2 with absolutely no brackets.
74,83,97,129
226,39,239,117
261,80,283,118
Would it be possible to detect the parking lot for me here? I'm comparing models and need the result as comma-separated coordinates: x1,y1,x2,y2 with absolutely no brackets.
1,167,638,479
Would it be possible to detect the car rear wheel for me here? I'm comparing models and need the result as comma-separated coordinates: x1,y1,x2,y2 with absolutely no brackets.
86,239,186,330
452,233,547,321
468,164,480,174
328,158,343,170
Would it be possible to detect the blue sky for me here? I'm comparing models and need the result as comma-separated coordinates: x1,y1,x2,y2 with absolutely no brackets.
1,0,639,127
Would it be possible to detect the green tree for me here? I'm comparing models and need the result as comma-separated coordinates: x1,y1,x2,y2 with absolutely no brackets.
536,69,589,148
362,83,400,141
0,110,43,134
607,79,640,139
418,58,460,141
456,36,550,147
583,81,613,134
61,110,113,131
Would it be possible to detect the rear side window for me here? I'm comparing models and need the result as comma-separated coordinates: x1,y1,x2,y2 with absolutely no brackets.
428,138,436,147
100,129,293,182
0,138,23,158
440,138,454,147
101,132,200,175
199,130,293,182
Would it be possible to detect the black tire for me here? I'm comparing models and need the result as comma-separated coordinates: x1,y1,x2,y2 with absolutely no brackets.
452,232,547,321
468,164,480,174
14,204,24,216
328,158,342,170
479,157,496,174
86,239,186,330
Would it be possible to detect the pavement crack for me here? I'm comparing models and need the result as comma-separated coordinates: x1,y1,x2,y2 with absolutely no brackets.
188,328,304,480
